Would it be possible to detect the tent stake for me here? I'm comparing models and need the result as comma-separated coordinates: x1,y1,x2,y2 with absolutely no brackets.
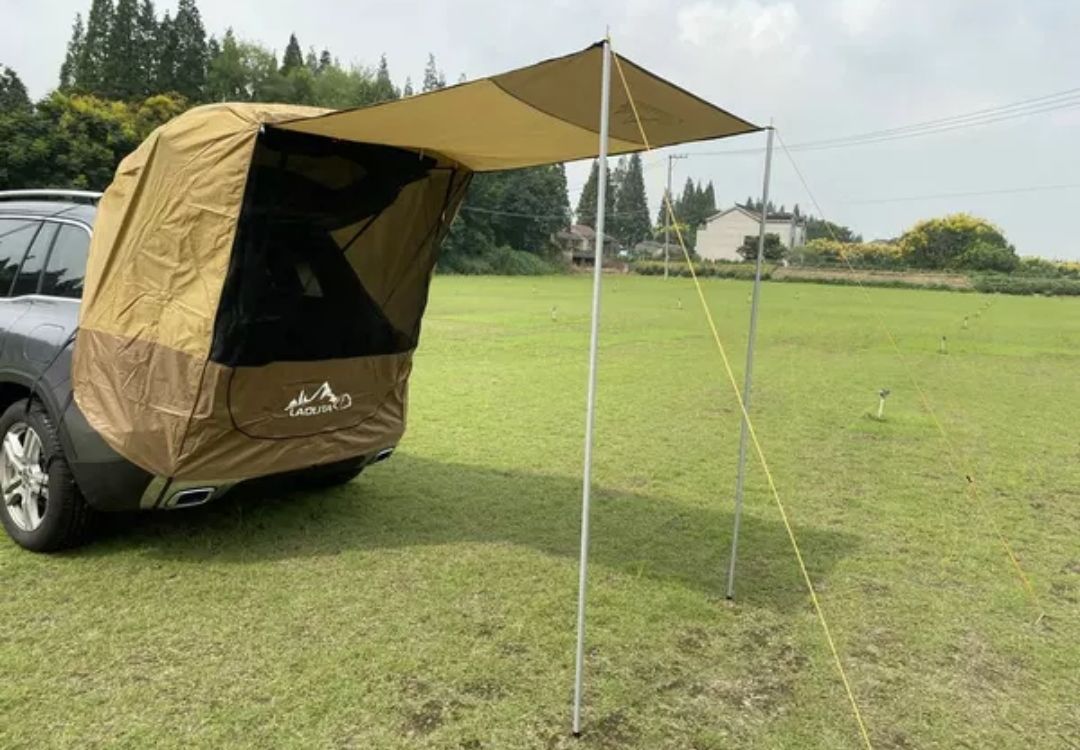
572,37,612,738
726,124,774,600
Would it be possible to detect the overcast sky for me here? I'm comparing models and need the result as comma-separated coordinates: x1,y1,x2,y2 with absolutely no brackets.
4,0,1080,256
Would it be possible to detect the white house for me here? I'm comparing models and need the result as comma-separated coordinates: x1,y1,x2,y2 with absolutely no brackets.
694,205,807,262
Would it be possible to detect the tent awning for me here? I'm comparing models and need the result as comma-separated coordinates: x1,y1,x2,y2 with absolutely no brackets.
274,43,761,171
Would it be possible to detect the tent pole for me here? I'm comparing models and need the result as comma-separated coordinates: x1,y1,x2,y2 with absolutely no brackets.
725,124,774,600
572,37,612,738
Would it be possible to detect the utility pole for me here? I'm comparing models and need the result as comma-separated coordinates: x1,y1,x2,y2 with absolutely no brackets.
664,153,687,278
725,123,774,600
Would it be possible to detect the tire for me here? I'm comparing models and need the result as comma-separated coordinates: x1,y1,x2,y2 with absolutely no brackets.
0,399,94,552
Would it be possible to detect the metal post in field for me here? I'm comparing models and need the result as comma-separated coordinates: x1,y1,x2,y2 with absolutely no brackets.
664,155,672,278
572,36,611,738
725,124,774,600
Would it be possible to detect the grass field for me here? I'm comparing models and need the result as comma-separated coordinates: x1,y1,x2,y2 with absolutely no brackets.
2,275,1078,749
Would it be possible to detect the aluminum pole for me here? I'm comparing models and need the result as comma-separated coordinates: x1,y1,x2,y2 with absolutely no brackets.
572,37,611,737
725,124,774,600
664,155,672,279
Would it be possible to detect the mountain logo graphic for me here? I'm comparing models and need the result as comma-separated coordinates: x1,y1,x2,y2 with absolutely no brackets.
285,382,353,418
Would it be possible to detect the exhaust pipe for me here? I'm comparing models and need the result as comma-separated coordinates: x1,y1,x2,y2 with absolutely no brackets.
168,487,215,508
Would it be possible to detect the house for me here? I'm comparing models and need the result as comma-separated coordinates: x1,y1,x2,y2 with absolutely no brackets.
554,224,620,267
695,205,807,262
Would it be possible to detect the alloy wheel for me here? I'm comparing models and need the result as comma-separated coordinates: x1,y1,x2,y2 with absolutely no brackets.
1,422,49,532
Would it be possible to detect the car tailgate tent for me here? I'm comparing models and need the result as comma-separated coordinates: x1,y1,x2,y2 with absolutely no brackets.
74,41,759,484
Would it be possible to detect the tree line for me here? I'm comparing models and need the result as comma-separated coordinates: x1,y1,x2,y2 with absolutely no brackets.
0,0,773,272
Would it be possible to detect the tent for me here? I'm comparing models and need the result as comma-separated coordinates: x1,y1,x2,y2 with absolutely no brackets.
74,41,759,482
73,39,761,733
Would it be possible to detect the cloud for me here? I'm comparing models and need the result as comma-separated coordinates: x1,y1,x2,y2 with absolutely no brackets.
677,0,801,56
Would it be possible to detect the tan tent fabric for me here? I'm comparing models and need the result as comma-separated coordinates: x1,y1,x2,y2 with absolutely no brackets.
275,44,760,170
73,43,759,484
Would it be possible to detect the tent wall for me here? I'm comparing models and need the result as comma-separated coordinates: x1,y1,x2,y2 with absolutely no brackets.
74,103,467,481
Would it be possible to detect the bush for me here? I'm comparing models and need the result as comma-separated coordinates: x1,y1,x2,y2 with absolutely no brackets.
899,213,1016,270
957,240,1019,272
791,239,905,269
437,245,558,275
737,233,785,262
632,259,770,280
971,275,1080,296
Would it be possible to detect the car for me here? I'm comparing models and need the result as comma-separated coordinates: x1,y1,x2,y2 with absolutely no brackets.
0,190,391,552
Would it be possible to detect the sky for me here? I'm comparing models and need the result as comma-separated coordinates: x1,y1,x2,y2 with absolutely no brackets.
4,0,1080,257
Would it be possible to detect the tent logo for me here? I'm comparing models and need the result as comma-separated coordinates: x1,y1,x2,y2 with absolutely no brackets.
285,382,353,418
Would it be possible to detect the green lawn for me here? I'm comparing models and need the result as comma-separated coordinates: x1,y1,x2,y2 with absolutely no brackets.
2,276,1078,749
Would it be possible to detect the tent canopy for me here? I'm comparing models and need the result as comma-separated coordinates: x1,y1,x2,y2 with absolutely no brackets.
275,42,761,171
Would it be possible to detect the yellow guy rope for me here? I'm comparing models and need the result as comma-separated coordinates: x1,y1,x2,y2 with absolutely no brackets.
775,132,1044,620
608,43,875,750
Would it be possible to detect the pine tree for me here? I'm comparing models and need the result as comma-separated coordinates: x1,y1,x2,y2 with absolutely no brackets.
373,54,397,101
105,0,139,98
172,0,208,100
59,13,85,90
79,0,114,94
207,28,246,101
318,49,332,73
703,181,716,216
422,53,444,92
304,47,318,73
613,153,651,247
281,33,303,73
134,0,157,96
574,159,615,231
402,77,414,96
154,9,178,92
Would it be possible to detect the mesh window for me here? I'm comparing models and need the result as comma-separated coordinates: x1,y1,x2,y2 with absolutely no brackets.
210,129,439,368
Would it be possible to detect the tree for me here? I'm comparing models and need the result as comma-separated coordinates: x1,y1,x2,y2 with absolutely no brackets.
304,47,318,74
318,49,332,73
402,77,414,96
612,153,650,247
59,14,86,90
134,0,158,95
900,213,1015,270
422,53,444,92
281,33,304,73
172,0,208,100
0,66,31,112
373,54,398,101
154,10,178,92
574,159,614,231
79,0,114,94
737,233,785,262
207,28,247,100
104,0,139,98
805,216,860,243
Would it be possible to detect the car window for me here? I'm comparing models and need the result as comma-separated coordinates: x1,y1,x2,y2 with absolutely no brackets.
11,221,58,297
0,219,41,297
41,225,89,299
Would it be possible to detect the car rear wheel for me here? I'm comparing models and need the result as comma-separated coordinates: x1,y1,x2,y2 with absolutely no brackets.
0,400,94,552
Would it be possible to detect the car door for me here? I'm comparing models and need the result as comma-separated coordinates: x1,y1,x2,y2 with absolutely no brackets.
7,221,87,382
0,218,46,363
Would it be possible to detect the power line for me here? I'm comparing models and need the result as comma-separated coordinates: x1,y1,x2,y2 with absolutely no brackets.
690,85,1080,157
842,182,1080,205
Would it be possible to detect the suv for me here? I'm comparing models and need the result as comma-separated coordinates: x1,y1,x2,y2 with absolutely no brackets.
0,191,387,552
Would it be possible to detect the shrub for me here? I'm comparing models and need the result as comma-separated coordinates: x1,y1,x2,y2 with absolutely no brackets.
957,240,1019,272
971,275,1080,296
437,245,557,275
899,213,1016,270
632,260,770,280
736,233,785,262
791,238,905,269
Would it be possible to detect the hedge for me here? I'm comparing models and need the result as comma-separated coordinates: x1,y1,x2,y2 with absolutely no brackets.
632,260,772,280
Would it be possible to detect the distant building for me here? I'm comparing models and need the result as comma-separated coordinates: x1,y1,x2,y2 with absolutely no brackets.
695,205,807,261
553,224,619,267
